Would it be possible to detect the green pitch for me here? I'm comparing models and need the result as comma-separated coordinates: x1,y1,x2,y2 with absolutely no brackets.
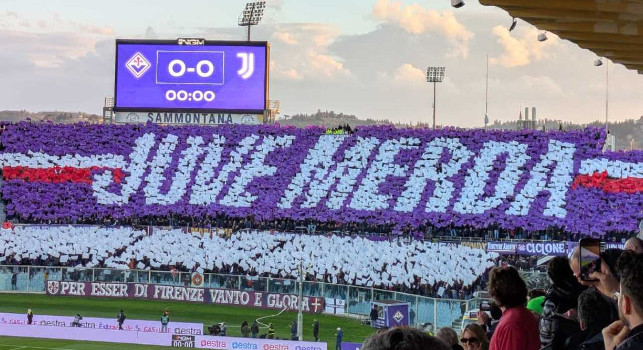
0,293,374,349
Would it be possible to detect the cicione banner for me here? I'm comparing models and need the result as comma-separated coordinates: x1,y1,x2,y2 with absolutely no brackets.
45,281,325,313
515,241,569,256
0,312,202,335
113,111,264,125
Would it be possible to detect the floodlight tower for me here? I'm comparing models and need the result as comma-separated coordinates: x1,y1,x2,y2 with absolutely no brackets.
426,67,445,130
238,1,266,42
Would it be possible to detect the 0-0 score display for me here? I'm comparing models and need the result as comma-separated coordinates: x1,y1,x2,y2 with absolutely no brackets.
114,40,268,112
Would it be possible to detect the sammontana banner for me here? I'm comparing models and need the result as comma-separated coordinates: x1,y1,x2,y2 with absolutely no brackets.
45,281,325,313
0,123,640,234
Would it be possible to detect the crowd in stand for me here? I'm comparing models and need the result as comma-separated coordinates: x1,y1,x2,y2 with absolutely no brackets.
10,211,633,244
363,239,643,350
325,124,353,135
0,226,499,299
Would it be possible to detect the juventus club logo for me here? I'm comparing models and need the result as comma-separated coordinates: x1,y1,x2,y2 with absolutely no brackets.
237,53,255,79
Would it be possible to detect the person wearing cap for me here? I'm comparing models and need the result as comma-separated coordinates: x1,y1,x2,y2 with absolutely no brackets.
527,296,545,317
335,327,344,350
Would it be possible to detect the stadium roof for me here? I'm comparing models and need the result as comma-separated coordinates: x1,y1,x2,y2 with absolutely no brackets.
479,0,643,74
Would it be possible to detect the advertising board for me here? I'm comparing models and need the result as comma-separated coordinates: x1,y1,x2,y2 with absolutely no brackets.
45,281,324,313
193,335,327,350
114,111,263,125
115,40,268,113
0,312,202,334
0,323,171,346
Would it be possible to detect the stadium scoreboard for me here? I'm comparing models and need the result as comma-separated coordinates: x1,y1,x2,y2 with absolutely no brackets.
114,39,268,114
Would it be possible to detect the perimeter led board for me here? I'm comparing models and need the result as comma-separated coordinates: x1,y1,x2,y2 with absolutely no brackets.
115,40,268,113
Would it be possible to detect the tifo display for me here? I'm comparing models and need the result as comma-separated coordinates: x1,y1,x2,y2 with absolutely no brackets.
0,123,640,234
0,226,497,291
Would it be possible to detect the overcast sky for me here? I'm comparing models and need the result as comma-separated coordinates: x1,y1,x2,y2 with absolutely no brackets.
1,0,642,127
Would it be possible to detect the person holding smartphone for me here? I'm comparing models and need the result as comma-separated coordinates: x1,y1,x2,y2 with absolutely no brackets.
539,256,586,349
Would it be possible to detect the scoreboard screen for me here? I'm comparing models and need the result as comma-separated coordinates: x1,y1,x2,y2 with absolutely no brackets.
114,40,268,113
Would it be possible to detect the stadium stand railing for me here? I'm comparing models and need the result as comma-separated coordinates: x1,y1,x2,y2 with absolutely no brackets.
0,265,473,328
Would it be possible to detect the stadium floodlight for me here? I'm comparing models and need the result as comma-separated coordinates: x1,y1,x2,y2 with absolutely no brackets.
451,0,465,8
537,32,548,42
509,17,517,32
427,67,445,130
238,1,266,41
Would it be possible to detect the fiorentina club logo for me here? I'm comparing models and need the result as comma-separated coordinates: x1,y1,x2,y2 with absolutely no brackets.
393,310,404,323
126,52,151,78
47,281,60,295
191,273,203,287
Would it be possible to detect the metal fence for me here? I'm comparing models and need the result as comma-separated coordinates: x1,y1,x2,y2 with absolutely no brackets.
0,265,484,329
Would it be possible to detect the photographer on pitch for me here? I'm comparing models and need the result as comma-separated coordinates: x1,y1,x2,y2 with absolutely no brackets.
117,309,126,330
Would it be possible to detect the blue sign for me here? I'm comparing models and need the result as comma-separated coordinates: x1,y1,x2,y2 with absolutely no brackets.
115,40,268,112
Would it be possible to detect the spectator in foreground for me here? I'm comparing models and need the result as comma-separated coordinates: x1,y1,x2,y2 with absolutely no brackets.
362,327,450,350
435,327,464,350
461,324,489,350
477,302,502,341
602,251,643,350
540,256,586,349
577,287,617,350
589,249,623,300
623,237,643,254
487,266,540,350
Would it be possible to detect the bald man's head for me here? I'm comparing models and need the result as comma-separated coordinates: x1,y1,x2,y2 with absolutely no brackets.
570,246,581,282
624,237,643,254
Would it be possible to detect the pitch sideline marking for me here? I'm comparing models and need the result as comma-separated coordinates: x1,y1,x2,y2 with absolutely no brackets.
0,345,73,350
255,307,288,328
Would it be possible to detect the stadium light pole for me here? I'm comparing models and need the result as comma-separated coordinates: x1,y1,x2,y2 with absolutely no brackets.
594,58,609,133
426,67,445,129
484,55,489,130
238,1,266,41
297,261,303,340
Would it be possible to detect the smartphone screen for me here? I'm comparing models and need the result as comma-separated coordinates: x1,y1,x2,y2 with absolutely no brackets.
579,238,604,281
